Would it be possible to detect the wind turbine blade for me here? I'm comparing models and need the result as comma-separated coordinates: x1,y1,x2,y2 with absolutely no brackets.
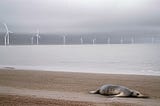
9,31,13,33
3,23,9,32
36,29,40,38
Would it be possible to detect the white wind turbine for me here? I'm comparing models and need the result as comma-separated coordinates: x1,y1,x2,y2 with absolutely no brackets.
92,38,96,45
80,36,83,44
120,36,123,44
107,36,110,44
3,23,13,46
63,35,66,45
35,29,40,45
131,36,134,44
31,36,34,45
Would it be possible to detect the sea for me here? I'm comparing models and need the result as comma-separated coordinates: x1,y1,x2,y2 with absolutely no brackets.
0,44,160,76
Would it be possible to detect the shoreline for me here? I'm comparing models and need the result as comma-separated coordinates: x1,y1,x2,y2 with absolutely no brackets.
1,67,160,76
0,69,160,106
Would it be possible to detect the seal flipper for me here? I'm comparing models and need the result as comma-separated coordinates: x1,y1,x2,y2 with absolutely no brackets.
89,89,100,94
114,92,126,97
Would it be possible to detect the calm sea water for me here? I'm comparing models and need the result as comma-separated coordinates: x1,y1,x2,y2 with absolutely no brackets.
0,44,160,76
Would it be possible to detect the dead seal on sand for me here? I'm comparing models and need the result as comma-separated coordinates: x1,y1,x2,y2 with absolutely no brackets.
89,84,148,98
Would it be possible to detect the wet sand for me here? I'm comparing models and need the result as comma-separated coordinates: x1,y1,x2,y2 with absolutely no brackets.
0,69,160,106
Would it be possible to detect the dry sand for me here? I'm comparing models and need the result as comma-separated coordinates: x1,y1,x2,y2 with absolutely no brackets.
0,69,160,106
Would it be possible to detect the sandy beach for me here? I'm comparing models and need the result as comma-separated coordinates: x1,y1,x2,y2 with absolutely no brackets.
0,69,160,106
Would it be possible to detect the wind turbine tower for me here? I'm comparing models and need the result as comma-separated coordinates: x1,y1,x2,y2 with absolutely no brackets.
3,23,13,46
36,29,40,45
80,36,83,44
92,38,96,45
63,35,66,45
120,36,123,44
31,36,34,45
131,36,134,44
107,36,110,44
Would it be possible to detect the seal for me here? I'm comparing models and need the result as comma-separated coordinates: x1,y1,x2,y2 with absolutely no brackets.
89,84,148,98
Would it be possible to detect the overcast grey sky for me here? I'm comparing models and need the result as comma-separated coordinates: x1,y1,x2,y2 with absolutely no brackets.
0,0,160,33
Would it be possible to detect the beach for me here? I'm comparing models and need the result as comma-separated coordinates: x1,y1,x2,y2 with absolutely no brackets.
0,69,160,106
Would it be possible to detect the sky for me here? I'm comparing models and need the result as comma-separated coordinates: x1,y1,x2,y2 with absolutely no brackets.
0,0,160,33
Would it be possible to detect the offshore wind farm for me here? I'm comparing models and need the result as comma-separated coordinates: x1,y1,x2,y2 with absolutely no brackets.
0,29,160,45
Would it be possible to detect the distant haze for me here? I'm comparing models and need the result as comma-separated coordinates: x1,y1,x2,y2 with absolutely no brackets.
0,0,160,33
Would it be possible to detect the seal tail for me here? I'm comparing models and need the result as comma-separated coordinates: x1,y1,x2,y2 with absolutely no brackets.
89,89,99,94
